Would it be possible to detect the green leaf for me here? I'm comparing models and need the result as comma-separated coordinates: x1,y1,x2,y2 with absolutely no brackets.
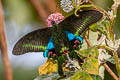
90,24,107,36
82,57,99,75
78,46,99,57
91,75,102,80
89,23,99,32
71,71,93,80
101,20,110,30
38,59,58,75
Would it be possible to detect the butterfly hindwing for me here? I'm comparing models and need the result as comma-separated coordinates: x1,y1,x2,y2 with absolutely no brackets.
59,10,103,36
12,27,52,55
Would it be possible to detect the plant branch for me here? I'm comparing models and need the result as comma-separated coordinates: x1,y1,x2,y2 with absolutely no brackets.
84,36,92,47
103,63,119,80
114,51,120,77
30,0,48,25
97,45,113,53
45,0,60,13
89,1,111,20
0,1,13,80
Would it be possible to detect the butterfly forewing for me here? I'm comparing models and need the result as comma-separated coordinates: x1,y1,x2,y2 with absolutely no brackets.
12,27,52,55
59,10,103,35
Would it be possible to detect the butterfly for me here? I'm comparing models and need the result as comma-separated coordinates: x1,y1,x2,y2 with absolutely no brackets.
12,10,103,76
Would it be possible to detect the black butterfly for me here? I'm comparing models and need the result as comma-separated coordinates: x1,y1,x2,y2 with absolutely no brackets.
12,10,103,76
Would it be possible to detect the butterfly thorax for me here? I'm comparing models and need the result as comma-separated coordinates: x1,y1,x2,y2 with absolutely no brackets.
51,21,70,54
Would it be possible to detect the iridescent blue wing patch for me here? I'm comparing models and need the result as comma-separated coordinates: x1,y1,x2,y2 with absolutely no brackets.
46,37,55,50
43,37,55,57
64,31,76,41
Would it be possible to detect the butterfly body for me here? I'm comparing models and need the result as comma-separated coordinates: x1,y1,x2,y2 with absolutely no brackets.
51,22,72,54
43,21,83,58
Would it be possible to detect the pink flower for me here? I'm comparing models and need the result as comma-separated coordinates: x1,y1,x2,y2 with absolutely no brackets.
64,50,69,54
74,40,80,44
48,51,52,56
53,54,56,57
46,12,64,27
73,45,77,48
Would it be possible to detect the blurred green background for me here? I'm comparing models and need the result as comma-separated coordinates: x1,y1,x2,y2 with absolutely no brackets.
0,0,120,80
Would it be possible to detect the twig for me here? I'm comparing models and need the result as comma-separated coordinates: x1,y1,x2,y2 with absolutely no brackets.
89,0,111,20
45,0,60,13
87,30,90,39
0,1,13,80
103,63,119,80
84,36,92,47
30,0,48,25
114,51,120,77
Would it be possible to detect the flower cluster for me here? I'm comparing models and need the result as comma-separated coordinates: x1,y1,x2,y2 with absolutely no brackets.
60,0,74,13
46,12,64,27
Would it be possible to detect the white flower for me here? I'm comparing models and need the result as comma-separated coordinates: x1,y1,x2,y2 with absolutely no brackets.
106,38,120,52
60,0,74,13
73,0,83,6
108,10,116,19
60,0,89,12
98,49,112,64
